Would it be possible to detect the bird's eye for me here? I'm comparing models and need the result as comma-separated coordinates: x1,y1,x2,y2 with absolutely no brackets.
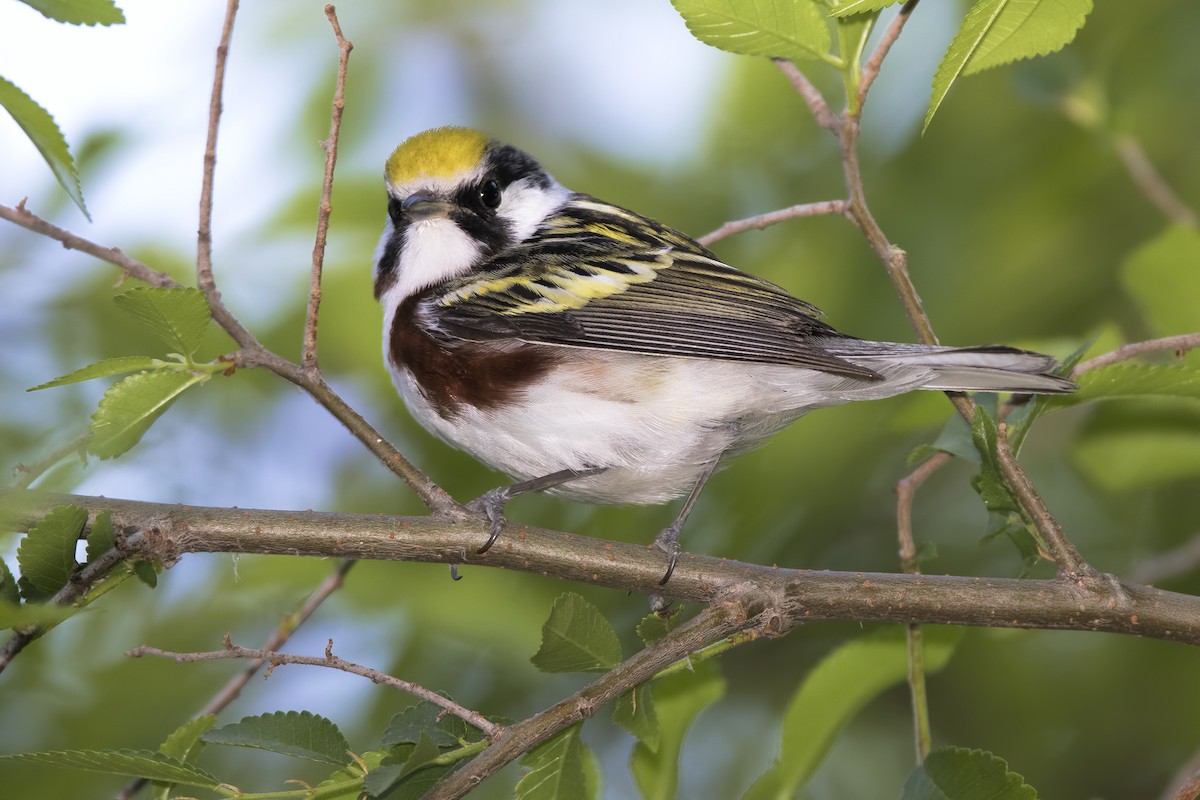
479,179,502,209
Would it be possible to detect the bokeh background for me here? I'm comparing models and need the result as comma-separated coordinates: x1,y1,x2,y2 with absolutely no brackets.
2,1,1199,797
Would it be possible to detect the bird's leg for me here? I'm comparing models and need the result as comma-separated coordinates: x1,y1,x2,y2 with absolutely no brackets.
652,457,721,587
469,466,606,554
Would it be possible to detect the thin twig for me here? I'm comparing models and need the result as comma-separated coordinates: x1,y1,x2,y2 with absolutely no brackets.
1170,771,1200,800
0,203,455,514
772,58,840,132
0,543,131,673
995,423,1095,579
10,432,89,489
856,0,920,113
1073,333,1200,377
129,635,502,740
1113,134,1198,228
0,203,180,288
697,200,848,247
196,0,238,295
302,6,354,374
113,559,357,800
425,602,754,799
896,449,948,761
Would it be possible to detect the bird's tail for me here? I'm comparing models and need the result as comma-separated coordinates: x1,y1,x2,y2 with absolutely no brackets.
823,341,1076,394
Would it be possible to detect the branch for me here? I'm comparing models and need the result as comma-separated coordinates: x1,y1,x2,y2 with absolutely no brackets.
302,6,354,374
5,489,1200,646
856,0,920,113
1113,134,1198,228
772,58,839,132
130,635,501,740
425,602,753,799
1073,333,1200,377
697,200,848,247
196,0,237,294
10,432,89,490
0,204,456,515
113,560,356,800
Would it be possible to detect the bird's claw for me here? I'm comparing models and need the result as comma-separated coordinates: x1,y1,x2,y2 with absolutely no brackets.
652,523,683,586
466,487,512,554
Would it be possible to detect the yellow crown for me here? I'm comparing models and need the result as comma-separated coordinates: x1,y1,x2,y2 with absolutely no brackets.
386,127,489,185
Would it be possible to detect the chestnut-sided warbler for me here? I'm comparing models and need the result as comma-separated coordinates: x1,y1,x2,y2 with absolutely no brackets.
374,126,1074,582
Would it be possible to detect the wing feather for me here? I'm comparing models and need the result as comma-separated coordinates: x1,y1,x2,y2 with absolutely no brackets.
424,194,880,379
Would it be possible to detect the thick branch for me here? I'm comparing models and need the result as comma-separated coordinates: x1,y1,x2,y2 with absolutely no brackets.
5,489,1199,646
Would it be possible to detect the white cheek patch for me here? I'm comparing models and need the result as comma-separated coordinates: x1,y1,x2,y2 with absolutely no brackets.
393,218,483,300
500,177,570,242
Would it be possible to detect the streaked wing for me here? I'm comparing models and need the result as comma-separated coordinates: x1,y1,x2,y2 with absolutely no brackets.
425,194,880,379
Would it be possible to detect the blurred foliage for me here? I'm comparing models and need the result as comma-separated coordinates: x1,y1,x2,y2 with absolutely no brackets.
2,1,1200,798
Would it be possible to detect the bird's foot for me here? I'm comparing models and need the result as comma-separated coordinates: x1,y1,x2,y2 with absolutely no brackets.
466,486,513,554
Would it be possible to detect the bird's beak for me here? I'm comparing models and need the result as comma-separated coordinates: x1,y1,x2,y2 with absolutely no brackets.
401,191,454,221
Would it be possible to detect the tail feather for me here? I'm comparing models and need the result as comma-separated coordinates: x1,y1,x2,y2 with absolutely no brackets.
822,341,1076,394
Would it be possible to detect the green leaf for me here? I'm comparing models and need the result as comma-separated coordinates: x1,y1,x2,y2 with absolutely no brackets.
152,715,216,800
612,683,659,752
382,702,480,748
516,725,592,800
635,610,679,646
201,710,352,765
28,356,164,391
902,747,1037,800
743,627,962,799
85,510,115,563
631,656,725,800
311,749,384,800
530,593,622,673
89,369,208,459
132,559,159,588
925,0,1092,132
0,75,89,218
17,0,125,25
16,504,85,596
1121,226,1200,337
0,560,19,605
671,0,831,62
831,0,904,15
0,749,217,787
112,287,213,357
0,600,76,629
157,715,215,763
1044,363,1200,409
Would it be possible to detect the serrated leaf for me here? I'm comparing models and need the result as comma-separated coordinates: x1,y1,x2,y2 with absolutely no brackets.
311,748,385,800
85,509,115,563
28,356,164,391
517,725,591,800
635,610,679,646
671,0,830,62
16,504,85,595
0,75,89,218
0,600,76,629
631,656,725,800
89,369,207,459
970,470,1018,514
157,715,215,763
530,593,622,674
0,749,218,787
1121,225,1200,337
113,287,212,357
1044,363,1200,410
961,0,1092,75
0,559,20,605
831,0,904,16
152,715,215,800
18,0,125,25
612,684,659,752
925,0,1092,132
201,710,351,765
382,703,475,748
743,627,962,799
902,747,1038,800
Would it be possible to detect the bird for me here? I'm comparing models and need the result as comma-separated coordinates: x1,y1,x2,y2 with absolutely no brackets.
373,126,1075,583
